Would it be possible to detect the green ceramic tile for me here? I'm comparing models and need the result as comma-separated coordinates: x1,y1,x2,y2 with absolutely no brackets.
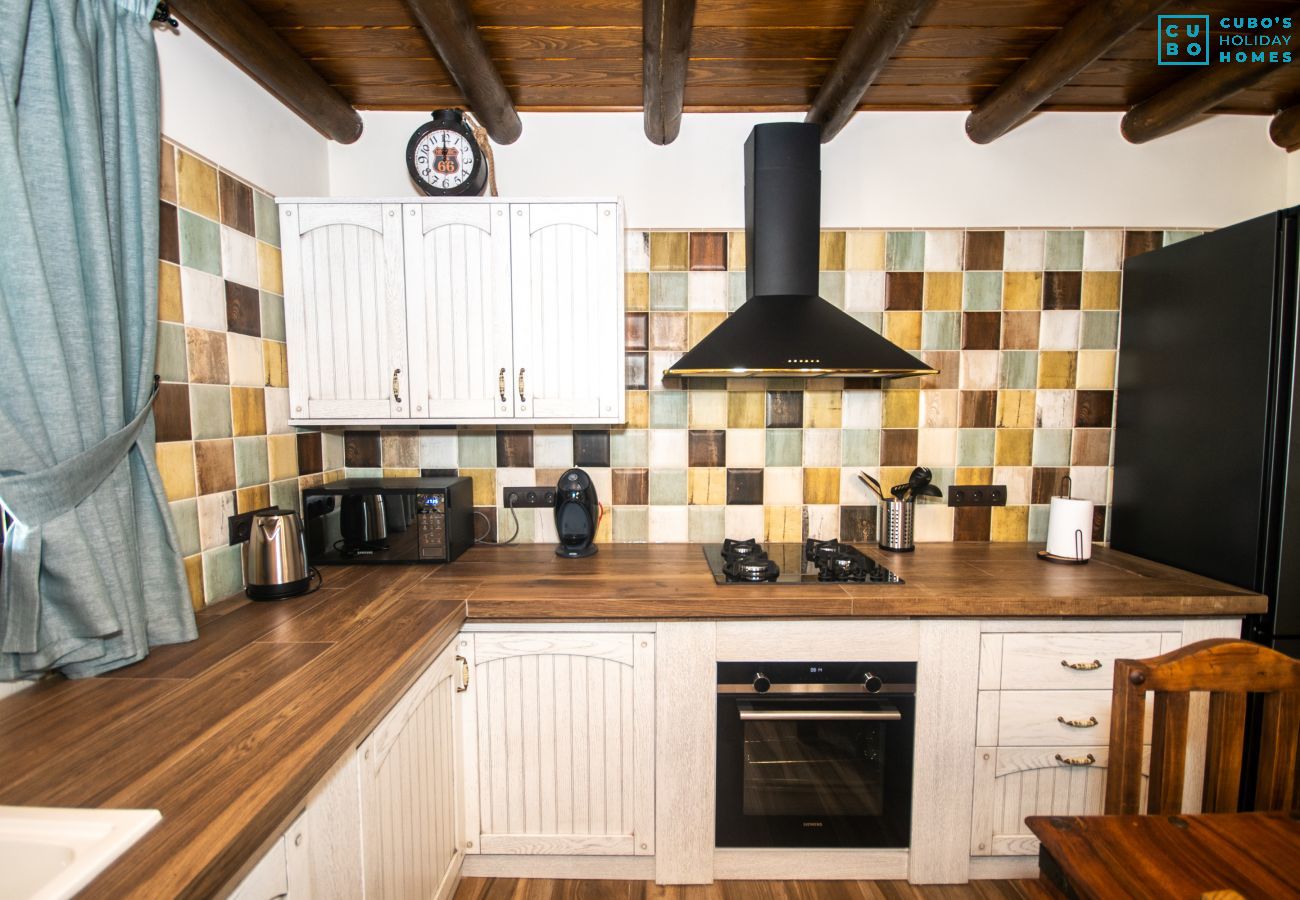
253,191,280,246
885,231,924,271
1028,504,1051,542
259,291,285,342
458,430,497,467
612,505,648,541
269,478,300,514
1080,311,1120,349
957,428,995,466
189,384,232,439
202,544,244,603
1032,429,1072,466
497,505,535,543
649,469,688,505
346,467,383,479
766,429,803,466
178,209,222,276
842,429,880,466
169,498,201,557
818,272,845,309
234,436,268,488
728,271,747,311
611,429,649,467
688,505,724,543
963,272,1002,310
1000,351,1038,390
649,391,687,428
852,311,883,333
650,273,688,310
928,467,956,495
156,321,188,382
1163,230,1202,246
1044,231,1084,270
922,311,961,350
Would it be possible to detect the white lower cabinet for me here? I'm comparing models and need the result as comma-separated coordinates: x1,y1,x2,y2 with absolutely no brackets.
460,632,656,856
229,831,290,900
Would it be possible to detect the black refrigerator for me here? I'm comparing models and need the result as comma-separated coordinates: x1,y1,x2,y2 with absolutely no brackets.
1112,207,1300,658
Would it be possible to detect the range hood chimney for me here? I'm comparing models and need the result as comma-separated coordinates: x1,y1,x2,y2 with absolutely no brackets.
665,122,937,379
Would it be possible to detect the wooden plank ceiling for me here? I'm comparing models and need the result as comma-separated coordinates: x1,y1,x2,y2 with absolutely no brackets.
245,0,1300,114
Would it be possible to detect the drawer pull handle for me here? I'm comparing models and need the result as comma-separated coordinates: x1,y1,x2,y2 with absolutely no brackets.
498,368,506,403
1061,659,1103,670
456,655,470,692
1055,753,1096,767
1058,715,1099,728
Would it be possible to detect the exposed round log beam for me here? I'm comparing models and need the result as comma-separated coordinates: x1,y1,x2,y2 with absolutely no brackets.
1122,59,1286,143
643,0,698,145
1270,105,1300,151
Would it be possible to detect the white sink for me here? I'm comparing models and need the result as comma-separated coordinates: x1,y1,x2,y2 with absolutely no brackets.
0,806,161,900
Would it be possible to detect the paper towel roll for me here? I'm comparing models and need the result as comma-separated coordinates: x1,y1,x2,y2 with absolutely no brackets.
1046,496,1094,560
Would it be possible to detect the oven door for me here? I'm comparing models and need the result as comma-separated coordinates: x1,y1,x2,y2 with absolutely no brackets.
716,694,914,848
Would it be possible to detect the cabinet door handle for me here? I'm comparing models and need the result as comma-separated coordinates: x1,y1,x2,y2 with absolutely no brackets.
1061,659,1102,670
392,368,403,403
1057,715,1099,728
498,368,506,403
456,655,470,692
1055,753,1096,767
518,367,526,404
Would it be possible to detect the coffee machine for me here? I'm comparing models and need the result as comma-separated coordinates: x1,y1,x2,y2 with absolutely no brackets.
554,468,599,558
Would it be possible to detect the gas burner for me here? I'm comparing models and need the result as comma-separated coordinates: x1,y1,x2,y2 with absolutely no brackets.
804,538,855,565
723,555,780,583
721,537,764,563
816,550,870,583
704,542,902,586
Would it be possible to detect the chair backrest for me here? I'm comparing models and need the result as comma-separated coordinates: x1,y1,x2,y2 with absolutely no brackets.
1104,638,1300,816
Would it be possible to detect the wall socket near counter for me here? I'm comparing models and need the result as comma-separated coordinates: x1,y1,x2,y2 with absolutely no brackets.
504,486,557,509
948,485,1007,507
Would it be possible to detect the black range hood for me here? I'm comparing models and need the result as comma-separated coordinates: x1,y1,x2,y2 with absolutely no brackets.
665,123,936,379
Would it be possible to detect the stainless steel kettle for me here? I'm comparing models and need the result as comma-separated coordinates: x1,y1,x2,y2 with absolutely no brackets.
244,509,315,600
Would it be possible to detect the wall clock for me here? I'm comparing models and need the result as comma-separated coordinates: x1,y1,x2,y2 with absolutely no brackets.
406,109,489,197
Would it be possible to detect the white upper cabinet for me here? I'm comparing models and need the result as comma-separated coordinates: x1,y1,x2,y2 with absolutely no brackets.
281,203,408,420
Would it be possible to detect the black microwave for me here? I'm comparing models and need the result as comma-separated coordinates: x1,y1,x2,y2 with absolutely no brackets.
302,477,474,564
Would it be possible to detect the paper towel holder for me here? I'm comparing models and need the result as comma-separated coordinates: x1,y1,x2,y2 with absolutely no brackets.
1037,476,1091,565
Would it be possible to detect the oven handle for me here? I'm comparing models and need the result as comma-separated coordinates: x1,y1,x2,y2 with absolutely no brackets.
738,707,901,722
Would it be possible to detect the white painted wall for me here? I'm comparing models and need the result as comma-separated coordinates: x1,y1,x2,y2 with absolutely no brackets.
328,110,1286,229
154,26,329,197
1287,150,1300,206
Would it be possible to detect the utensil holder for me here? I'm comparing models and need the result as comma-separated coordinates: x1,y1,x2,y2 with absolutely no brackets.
878,499,915,553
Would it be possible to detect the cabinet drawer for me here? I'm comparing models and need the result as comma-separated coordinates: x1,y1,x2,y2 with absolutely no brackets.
991,690,1151,746
995,632,1173,690
229,835,287,900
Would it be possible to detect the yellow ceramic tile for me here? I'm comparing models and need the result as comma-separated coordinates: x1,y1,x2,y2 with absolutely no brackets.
728,391,764,428
727,231,746,271
460,468,496,506
383,467,420,477
160,141,177,205
883,312,922,350
1077,350,1117,389
649,232,688,270
688,391,728,428
594,504,613,543
236,484,271,514
158,261,181,322
267,433,298,481
1003,272,1044,311
923,272,962,310
625,272,649,311
994,429,1033,466
764,506,803,543
688,468,727,504
880,466,914,493
996,390,1037,429
626,390,648,428
991,505,1029,542
257,241,283,294
845,231,886,270
956,466,992,485
688,312,727,349
803,391,843,428
1038,351,1078,389
156,441,195,500
263,340,288,388
803,468,840,504
882,389,919,429
176,150,219,219
819,232,846,270
183,553,204,610
230,387,266,436
1082,272,1121,310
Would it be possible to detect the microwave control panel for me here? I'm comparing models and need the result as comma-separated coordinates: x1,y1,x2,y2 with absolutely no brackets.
417,493,448,560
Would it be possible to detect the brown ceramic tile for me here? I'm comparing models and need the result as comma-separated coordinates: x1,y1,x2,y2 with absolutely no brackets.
766,391,803,428
194,439,236,495
688,430,725,467
1043,271,1082,310
649,313,687,350
1075,390,1114,427
159,201,179,264
496,429,534,467
612,468,648,505
186,328,229,384
1072,428,1112,466
881,429,918,466
886,272,923,310
154,382,191,442
965,231,1005,270
954,506,991,541
573,429,611,467
1124,230,1162,259
626,352,648,390
840,506,877,543
963,312,1001,350
625,312,648,350
1031,466,1071,504
344,431,381,467
1002,311,1040,350
473,506,497,542
917,351,958,390
160,141,177,204
296,431,323,474
230,386,266,437
959,390,997,428
726,468,764,505
218,172,255,236
1092,506,1107,542
689,232,727,270
380,431,418,468
225,281,261,337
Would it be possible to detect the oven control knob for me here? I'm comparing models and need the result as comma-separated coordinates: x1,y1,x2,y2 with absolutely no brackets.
863,673,883,693
753,673,771,693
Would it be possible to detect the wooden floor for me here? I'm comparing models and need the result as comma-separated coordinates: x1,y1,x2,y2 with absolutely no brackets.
455,878,1055,899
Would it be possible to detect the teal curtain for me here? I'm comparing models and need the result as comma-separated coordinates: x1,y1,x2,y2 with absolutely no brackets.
0,0,196,678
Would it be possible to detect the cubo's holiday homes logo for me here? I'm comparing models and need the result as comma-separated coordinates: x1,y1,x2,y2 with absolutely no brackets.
1158,14,1293,66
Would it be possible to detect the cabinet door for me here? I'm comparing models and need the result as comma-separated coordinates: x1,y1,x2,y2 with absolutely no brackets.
359,641,465,900
404,203,516,419
509,203,624,420
461,632,655,856
281,203,408,420
228,835,288,900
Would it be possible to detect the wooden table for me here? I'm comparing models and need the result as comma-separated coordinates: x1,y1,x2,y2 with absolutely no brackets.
1027,811,1300,899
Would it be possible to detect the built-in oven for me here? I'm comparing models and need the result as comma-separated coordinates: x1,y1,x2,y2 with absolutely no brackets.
716,661,916,849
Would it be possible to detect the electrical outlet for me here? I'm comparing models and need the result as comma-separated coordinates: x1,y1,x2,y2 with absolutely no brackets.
504,486,557,508
228,506,281,545
947,484,1007,507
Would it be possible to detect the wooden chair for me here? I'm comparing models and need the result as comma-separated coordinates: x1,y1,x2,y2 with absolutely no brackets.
1104,638,1300,815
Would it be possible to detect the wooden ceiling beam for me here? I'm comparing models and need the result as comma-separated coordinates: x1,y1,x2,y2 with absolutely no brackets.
401,0,523,144
169,0,362,144
965,0,1172,144
1270,105,1300,151
805,0,934,142
1121,59,1286,143
643,0,697,144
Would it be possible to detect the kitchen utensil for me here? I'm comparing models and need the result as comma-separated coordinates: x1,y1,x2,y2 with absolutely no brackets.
890,483,910,499
244,508,317,600
878,499,915,553
914,484,943,499
857,472,885,500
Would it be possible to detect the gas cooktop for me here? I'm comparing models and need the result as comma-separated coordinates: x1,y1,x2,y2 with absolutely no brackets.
704,538,903,585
